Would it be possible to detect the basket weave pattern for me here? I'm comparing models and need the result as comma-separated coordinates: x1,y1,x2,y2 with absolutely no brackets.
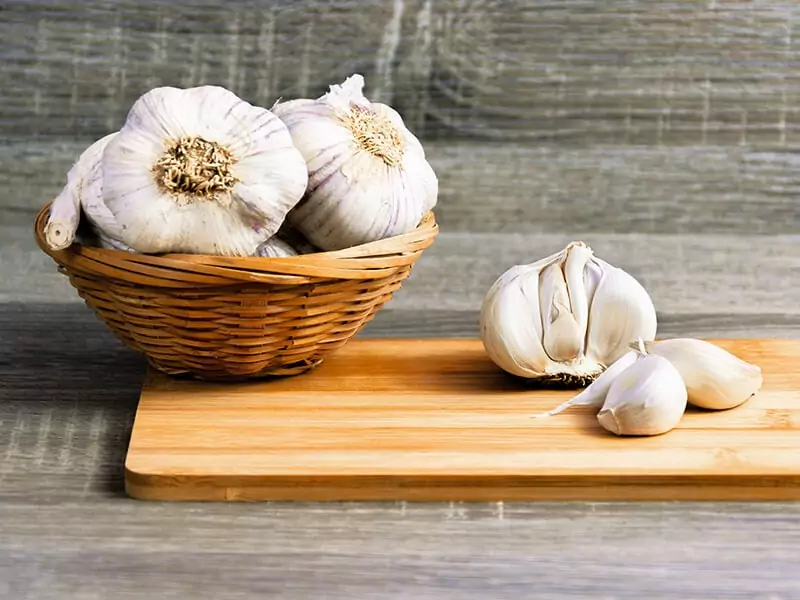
34,205,438,380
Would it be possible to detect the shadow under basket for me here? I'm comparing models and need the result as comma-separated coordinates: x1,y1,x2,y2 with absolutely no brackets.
34,204,438,381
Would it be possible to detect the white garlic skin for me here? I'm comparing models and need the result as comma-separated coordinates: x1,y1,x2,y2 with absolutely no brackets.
100,85,309,257
272,74,438,251
641,338,763,410
480,241,657,384
597,354,688,436
44,133,119,251
254,236,298,258
534,348,642,418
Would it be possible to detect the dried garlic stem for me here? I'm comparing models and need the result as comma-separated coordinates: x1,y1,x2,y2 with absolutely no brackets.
152,137,239,206
44,187,81,251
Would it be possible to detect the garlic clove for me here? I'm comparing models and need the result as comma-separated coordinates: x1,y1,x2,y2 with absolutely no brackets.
639,338,763,410
532,348,642,418
539,262,583,363
562,241,595,355
74,132,130,245
44,133,119,251
480,264,551,379
597,354,688,436
585,257,657,367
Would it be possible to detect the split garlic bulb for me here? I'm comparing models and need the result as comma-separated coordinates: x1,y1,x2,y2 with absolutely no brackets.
272,74,438,251
597,354,688,436
99,85,309,256
640,338,763,410
480,241,657,386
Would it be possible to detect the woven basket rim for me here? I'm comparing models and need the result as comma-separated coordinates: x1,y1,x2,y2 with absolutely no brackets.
33,202,438,287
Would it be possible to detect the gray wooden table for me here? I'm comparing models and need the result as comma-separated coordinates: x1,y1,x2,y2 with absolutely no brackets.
2,2,800,598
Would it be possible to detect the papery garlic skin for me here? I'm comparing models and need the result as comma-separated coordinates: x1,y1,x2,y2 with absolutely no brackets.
76,132,135,251
44,134,118,251
480,241,657,386
272,74,438,251
101,85,308,256
533,348,642,418
641,338,763,410
254,236,298,258
597,354,687,436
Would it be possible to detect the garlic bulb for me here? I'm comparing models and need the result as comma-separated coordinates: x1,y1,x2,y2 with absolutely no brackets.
100,85,308,256
271,74,438,251
639,338,763,410
597,354,688,436
44,134,113,251
480,241,657,386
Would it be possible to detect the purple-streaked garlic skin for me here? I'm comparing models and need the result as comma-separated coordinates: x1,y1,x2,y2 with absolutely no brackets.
272,74,438,252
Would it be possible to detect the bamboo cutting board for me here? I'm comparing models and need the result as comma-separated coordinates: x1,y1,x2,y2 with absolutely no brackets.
124,338,800,502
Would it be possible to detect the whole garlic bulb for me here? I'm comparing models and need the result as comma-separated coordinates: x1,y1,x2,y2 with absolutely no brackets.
597,354,688,436
45,132,132,252
271,74,438,251
640,338,763,410
480,241,657,386
99,85,309,256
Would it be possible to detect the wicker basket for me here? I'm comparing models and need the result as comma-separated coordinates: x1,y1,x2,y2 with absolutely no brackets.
33,203,438,381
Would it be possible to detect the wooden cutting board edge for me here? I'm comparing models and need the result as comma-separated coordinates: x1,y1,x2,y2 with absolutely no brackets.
123,337,800,503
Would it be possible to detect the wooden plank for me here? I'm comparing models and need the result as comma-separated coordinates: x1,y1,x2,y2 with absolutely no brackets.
124,338,800,502
4,141,799,236
6,217,800,315
3,1,800,146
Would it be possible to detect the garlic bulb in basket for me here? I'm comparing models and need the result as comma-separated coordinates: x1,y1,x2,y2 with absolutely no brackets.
480,241,657,386
99,85,308,256
44,131,132,252
271,74,438,251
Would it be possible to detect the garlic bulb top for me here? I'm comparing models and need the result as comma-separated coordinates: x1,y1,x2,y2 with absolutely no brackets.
480,241,657,386
272,74,438,251
100,85,309,256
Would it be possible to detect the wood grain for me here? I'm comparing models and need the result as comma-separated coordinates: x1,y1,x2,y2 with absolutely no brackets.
4,1,800,147
8,214,800,316
123,338,800,502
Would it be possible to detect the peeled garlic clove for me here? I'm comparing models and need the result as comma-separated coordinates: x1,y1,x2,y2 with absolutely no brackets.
585,257,657,367
533,348,642,418
272,74,438,251
480,241,657,387
640,338,763,410
254,236,298,258
101,85,308,256
597,354,687,436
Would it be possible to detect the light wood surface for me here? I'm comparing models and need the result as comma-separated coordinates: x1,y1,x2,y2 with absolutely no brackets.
124,338,800,502
3,0,800,598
